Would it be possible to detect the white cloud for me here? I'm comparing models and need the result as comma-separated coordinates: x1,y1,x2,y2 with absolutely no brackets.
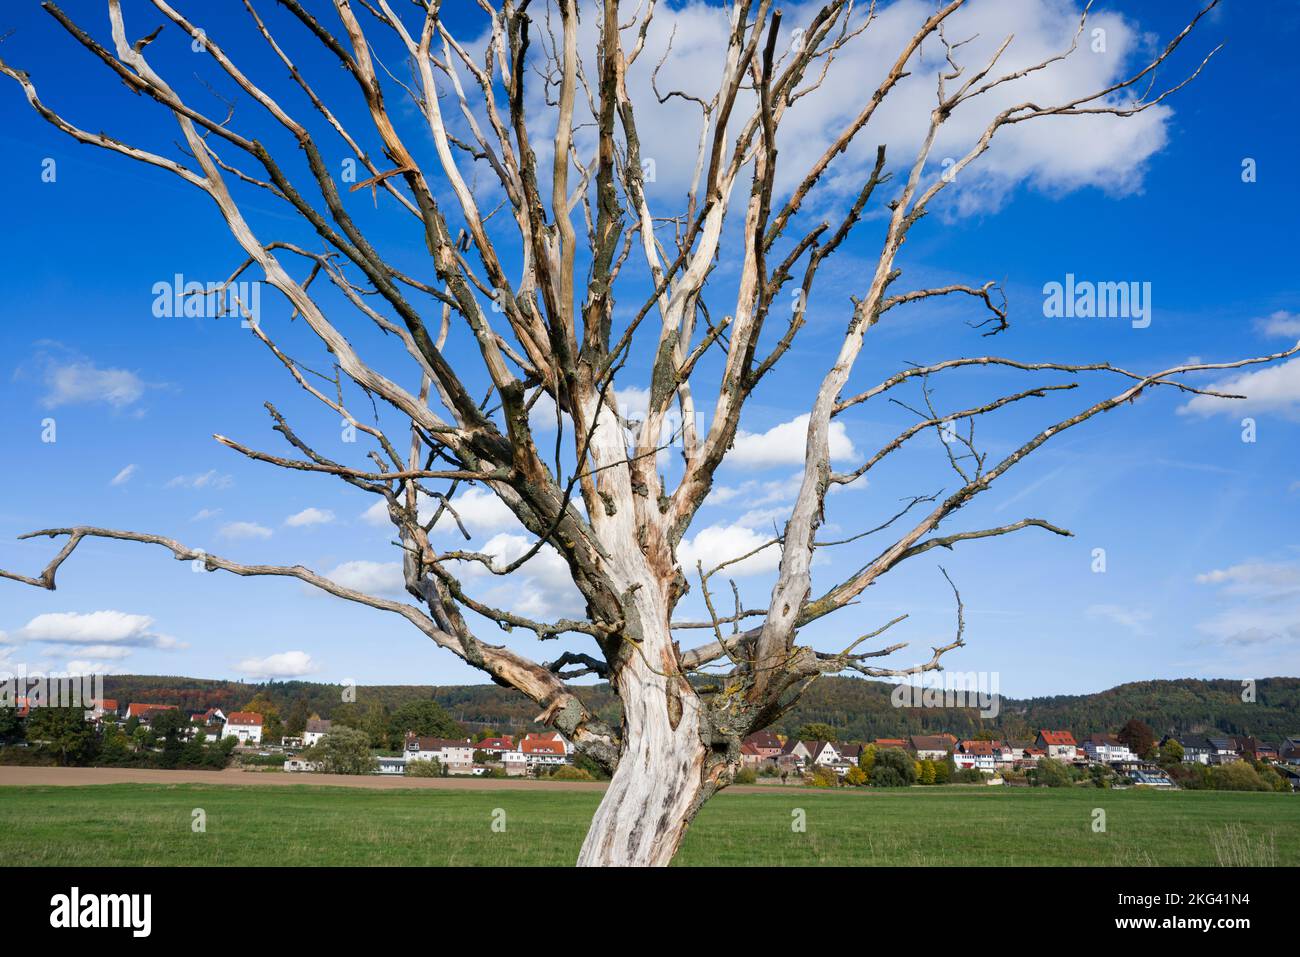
1195,560,1300,649
18,610,157,645
1195,561,1300,599
41,360,145,409
678,523,782,577
285,507,335,528
1179,358,1300,419
218,521,273,541
11,611,180,657
109,464,137,487
710,473,803,507
361,486,519,537
1086,603,1152,637
324,560,406,595
454,533,586,620
517,0,1179,221
725,414,856,469
236,650,319,679
1256,310,1300,338
167,470,233,490
191,508,221,521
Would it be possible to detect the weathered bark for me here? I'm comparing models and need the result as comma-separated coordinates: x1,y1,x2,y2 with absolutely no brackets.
576,622,715,867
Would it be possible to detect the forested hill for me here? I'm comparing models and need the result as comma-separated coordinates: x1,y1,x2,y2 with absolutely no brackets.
100,674,1300,742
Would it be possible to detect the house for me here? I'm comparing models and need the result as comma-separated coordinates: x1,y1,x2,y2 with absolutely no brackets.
1080,733,1137,764
1019,747,1045,767
1162,735,1212,765
1035,730,1078,762
522,730,573,755
519,733,570,769
740,741,765,769
125,702,178,722
375,757,407,775
837,743,863,764
953,740,998,774
1280,737,1300,765
1276,765,1300,791
284,757,319,772
1206,737,1241,765
224,711,264,744
1236,736,1278,763
873,738,907,751
910,734,955,761
405,735,475,773
779,738,813,767
502,750,529,776
807,741,842,767
475,735,515,757
742,730,784,760
85,698,119,721
303,718,332,747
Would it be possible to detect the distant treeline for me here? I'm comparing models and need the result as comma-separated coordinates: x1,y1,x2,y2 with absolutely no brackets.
99,675,1300,743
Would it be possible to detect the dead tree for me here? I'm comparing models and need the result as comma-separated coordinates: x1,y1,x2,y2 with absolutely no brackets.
1,0,1291,865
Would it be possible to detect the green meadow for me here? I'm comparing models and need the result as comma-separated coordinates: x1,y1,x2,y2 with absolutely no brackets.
2,784,1295,866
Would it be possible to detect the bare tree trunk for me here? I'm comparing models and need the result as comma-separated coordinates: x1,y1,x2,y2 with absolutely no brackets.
576,618,712,867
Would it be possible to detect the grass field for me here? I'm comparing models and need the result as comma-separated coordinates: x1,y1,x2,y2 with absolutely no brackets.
2,783,1296,866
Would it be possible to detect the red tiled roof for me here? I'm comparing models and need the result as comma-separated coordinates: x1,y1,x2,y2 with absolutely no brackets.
126,703,177,718
226,711,264,726
874,738,907,749
97,698,119,710
476,736,514,751
1038,730,1077,747
959,740,996,755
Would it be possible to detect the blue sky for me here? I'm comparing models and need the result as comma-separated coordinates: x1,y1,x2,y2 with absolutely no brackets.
0,0,1297,696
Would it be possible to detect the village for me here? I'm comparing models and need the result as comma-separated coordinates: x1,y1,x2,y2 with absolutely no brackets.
77,698,1300,790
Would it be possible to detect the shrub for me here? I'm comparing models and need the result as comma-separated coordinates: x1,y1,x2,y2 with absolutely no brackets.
870,748,916,787
807,766,839,788
1034,757,1072,788
844,766,868,787
405,757,443,777
733,766,758,785
548,765,593,781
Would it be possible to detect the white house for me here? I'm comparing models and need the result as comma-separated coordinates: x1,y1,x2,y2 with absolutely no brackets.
224,711,264,744
502,750,529,776
809,741,842,766
303,718,332,747
1035,730,1078,761
1081,734,1137,764
284,757,319,772
953,740,998,774
519,732,570,769
405,735,475,773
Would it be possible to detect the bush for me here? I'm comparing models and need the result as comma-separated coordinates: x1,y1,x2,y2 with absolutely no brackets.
548,765,593,781
870,748,916,787
844,766,868,787
405,757,443,777
1034,757,1072,788
807,766,839,788
733,766,758,785
303,726,377,774
1209,761,1273,792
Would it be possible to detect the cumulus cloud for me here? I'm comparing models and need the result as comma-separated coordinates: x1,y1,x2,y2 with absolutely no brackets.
724,414,856,469
218,521,272,541
285,507,335,528
64,661,126,676
1256,310,1300,338
9,611,183,663
1179,359,1300,419
167,470,233,491
324,560,405,595
109,464,137,487
191,508,221,521
361,486,519,536
501,0,1179,223
678,523,782,577
454,533,587,620
236,650,319,679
